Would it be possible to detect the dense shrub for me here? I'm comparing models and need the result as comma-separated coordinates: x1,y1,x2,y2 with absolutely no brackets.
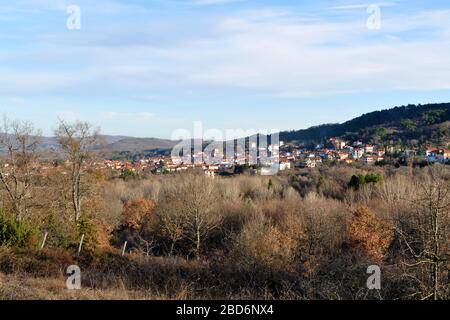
75,215,98,251
122,199,156,229
232,207,304,273
111,199,158,254
40,211,76,249
348,174,366,189
120,169,139,181
348,172,384,189
0,211,38,248
347,207,393,262
0,162,448,300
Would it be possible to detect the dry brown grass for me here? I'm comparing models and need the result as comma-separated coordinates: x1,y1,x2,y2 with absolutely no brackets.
0,273,192,300
0,165,449,300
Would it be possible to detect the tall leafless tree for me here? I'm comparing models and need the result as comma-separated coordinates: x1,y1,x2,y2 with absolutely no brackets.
55,119,100,221
157,199,185,256
0,116,41,220
158,175,222,259
396,167,450,300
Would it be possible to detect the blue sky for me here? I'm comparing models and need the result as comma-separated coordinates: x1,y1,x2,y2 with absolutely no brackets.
1,0,450,138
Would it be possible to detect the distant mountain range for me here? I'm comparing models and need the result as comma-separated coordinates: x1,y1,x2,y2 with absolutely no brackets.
37,135,132,151
101,137,179,159
32,135,179,160
8,103,449,160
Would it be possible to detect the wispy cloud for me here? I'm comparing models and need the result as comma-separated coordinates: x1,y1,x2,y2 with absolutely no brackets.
329,2,398,10
191,0,246,6
4,6,448,98
1,1,450,136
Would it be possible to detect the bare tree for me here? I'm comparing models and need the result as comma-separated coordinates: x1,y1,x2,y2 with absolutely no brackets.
396,168,450,300
55,119,100,221
157,199,185,256
158,175,222,259
0,116,41,220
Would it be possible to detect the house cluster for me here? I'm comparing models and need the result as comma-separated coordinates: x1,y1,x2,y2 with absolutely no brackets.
38,138,445,178
99,156,235,178
101,157,176,175
2,138,448,180
108,137,391,176
90,141,284,178
71,142,450,178
425,148,450,164
279,138,386,168
89,137,392,177
170,143,282,177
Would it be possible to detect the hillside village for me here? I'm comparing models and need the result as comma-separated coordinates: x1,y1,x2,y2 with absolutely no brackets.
0,109,448,301
2,0,450,302
38,137,448,179
2,103,447,179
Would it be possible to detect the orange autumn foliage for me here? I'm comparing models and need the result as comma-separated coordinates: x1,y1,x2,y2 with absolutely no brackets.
121,199,156,230
347,207,393,262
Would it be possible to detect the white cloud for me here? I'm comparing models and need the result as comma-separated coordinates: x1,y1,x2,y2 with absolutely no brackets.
1,6,450,99
173,8,450,96
328,2,398,10
192,0,245,5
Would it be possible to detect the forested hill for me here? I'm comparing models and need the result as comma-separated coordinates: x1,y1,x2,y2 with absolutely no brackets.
280,103,450,146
